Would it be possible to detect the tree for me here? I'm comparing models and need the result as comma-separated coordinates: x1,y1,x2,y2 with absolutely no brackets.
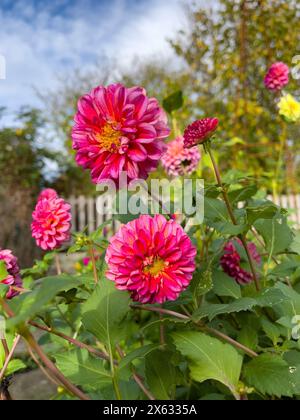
171,0,300,192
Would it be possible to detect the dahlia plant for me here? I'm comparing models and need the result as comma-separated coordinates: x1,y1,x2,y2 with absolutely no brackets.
1,80,300,402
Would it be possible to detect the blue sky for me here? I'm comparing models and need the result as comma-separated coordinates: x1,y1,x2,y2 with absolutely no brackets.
0,0,189,124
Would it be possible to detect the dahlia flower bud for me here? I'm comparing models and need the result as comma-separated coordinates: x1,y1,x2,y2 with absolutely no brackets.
72,83,170,186
106,215,197,304
220,239,261,285
162,136,201,177
264,62,289,91
0,249,22,299
183,118,219,148
31,194,72,251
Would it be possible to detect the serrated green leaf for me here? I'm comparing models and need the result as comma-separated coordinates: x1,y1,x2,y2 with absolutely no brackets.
290,232,300,255
228,185,258,203
193,298,257,322
191,268,213,300
7,275,85,328
212,270,241,299
243,354,296,398
173,331,242,398
247,201,278,224
193,288,288,322
6,359,27,376
254,215,293,255
145,350,177,400
55,349,112,390
119,344,160,370
82,278,130,347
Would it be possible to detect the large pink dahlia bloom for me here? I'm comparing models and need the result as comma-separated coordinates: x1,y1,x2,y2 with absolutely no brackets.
220,239,261,285
106,215,197,304
162,136,201,177
72,84,170,185
31,194,72,251
184,118,219,148
0,249,22,299
264,62,289,91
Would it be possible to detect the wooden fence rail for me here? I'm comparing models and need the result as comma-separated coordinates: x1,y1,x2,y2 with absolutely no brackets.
67,194,300,235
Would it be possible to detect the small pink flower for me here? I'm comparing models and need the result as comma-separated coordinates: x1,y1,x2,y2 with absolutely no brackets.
162,136,201,177
264,62,289,91
220,239,261,285
184,118,219,148
72,83,170,186
31,195,72,251
38,188,58,202
106,215,197,304
83,257,91,266
0,249,22,300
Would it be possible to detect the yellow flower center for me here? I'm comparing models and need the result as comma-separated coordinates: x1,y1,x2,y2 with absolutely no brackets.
144,257,166,276
96,123,122,153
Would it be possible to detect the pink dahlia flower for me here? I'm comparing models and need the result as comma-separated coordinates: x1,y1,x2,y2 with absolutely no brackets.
264,62,289,91
184,118,219,148
38,188,58,202
162,136,201,177
220,239,261,285
31,195,72,251
72,83,170,185
106,215,197,304
0,249,22,299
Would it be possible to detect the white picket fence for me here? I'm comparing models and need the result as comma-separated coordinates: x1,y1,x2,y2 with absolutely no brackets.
67,194,300,235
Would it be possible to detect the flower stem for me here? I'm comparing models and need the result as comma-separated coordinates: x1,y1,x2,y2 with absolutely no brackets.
131,304,258,358
206,143,260,291
55,253,62,275
0,335,21,382
89,246,99,284
0,297,90,401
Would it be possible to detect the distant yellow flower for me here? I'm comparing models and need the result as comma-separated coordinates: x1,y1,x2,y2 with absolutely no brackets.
278,94,300,122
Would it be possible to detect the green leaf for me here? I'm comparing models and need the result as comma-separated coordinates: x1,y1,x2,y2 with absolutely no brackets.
243,354,296,398
269,261,300,278
173,332,242,398
261,317,281,345
237,327,258,351
55,349,112,390
191,268,213,300
0,260,9,282
290,232,300,255
82,278,130,348
6,359,27,376
145,350,177,400
204,198,229,223
228,184,258,203
246,201,278,224
193,298,257,322
163,91,184,113
7,275,85,328
119,344,160,370
212,270,241,299
254,215,293,255
211,222,247,236
193,288,288,322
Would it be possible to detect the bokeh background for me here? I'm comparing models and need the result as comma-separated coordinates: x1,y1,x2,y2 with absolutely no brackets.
0,0,299,267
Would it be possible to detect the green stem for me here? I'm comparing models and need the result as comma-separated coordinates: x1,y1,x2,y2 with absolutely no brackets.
206,143,260,291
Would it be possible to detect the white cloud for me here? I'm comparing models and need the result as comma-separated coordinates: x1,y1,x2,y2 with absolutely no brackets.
0,0,185,125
